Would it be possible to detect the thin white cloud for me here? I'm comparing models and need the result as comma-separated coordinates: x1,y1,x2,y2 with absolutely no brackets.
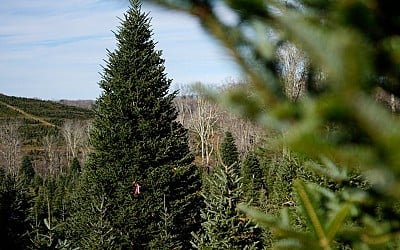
0,0,240,100
0,0,128,99
0,2,124,47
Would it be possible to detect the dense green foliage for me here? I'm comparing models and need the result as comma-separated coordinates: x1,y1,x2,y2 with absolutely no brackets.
0,103,23,117
68,1,202,248
241,152,264,203
192,163,262,249
69,157,81,174
0,156,78,249
0,168,31,249
220,131,239,167
19,155,35,186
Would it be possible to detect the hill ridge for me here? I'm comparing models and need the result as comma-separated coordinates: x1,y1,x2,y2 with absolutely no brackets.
0,100,56,127
0,93,94,122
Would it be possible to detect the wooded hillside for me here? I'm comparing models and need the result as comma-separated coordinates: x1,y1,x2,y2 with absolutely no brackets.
0,94,94,176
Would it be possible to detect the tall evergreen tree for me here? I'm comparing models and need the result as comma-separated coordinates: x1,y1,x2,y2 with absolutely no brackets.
241,152,264,202
191,164,263,249
28,176,69,249
220,131,239,167
69,157,81,175
0,169,31,249
18,155,35,187
69,1,202,248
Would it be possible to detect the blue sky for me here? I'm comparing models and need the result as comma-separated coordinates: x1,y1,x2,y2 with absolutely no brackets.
0,0,240,100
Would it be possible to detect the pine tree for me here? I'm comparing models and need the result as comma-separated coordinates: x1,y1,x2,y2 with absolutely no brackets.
241,152,264,203
18,155,35,187
220,131,239,167
69,1,202,248
69,157,81,174
0,168,31,249
191,164,263,249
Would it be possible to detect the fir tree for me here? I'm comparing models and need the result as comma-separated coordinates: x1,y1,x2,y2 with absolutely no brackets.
191,164,263,249
241,152,264,203
28,177,62,249
0,169,31,249
220,131,239,167
69,157,81,174
69,1,202,248
18,155,35,186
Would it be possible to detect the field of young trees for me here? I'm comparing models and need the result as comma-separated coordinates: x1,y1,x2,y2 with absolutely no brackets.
0,82,268,249
1,0,399,249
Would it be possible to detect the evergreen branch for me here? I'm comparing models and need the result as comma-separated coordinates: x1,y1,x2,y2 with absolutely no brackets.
360,232,397,245
238,204,318,248
325,203,351,243
293,179,330,250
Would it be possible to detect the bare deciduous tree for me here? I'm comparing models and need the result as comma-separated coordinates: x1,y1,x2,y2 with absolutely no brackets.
80,120,92,164
42,133,62,176
220,111,263,158
174,96,195,127
0,120,22,176
277,42,307,101
62,119,91,166
174,81,265,168
187,96,220,169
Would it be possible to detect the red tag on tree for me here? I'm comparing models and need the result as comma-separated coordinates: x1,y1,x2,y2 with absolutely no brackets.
134,181,140,195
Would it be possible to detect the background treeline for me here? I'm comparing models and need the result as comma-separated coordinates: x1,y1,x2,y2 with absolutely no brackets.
0,85,372,249
1,87,263,177
0,94,93,122
0,94,93,177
